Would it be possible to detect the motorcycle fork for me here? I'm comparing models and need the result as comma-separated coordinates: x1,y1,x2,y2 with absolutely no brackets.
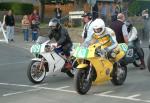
86,63,92,81
39,57,45,71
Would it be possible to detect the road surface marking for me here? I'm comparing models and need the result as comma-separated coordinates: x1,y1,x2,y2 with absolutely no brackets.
33,83,48,87
3,88,41,96
1,82,150,102
0,61,28,66
95,93,150,103
127,94,141,99
99,91,113,95
0,82,76,96
55,86,70,90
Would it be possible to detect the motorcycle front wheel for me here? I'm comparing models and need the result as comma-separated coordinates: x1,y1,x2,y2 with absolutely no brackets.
111,63,127,85
74,68,92,95
27,60,46,84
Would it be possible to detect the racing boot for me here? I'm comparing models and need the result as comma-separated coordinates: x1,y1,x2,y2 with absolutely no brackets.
140,59,146,70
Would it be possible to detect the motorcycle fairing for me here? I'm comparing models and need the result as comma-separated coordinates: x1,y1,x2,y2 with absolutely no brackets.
41,51,65,73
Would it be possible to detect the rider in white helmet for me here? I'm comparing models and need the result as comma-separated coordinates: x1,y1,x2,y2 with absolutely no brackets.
89,18,118,58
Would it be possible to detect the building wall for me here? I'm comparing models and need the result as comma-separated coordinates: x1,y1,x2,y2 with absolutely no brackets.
44,2,117,17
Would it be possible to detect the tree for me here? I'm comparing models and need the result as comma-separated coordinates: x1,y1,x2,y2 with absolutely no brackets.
74,0,86,10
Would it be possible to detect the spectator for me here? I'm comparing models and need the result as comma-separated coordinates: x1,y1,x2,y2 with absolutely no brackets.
110,13,128,43
81,12,93,41
29,9,40,24
100,3,107,24
5,10,15,42
142,9,149,20
21,15,30,42
54,2,62,21
30,9,40,42
110,3,117,22
126,21,146,69
31,19,39,42
115,1,122,15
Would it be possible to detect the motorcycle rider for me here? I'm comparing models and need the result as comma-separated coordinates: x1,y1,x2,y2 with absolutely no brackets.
126,21,146,69
48,18,73,70
86,18,119,59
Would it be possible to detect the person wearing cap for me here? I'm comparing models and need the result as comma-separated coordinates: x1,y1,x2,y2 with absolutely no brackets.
81,12,93,40
110,13,128,43
126,21,146,69
81,12,95,47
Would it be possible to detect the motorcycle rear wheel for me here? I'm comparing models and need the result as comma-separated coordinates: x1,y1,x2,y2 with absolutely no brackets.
111,63,127,85
27,60,46,84
147,53,150,72
74,69,92,95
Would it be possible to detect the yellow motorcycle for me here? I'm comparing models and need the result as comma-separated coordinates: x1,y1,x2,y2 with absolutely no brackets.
73,43,128,95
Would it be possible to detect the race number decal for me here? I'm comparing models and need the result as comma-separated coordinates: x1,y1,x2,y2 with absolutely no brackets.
31,44,41,54
126,49,133,57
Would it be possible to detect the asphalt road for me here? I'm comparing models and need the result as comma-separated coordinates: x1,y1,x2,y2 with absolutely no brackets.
0,42,150,103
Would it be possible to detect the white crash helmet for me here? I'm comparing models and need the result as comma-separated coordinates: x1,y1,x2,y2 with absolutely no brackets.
92,18,105,36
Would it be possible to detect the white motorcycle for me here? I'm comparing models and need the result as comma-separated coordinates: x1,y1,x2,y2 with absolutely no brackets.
27,36,75,84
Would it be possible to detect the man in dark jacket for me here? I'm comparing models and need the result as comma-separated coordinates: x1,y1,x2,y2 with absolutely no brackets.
5,10,15,42
110,13,128,43
48,18,72,57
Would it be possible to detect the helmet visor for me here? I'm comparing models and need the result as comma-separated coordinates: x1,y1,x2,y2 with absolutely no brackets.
93,28,103,33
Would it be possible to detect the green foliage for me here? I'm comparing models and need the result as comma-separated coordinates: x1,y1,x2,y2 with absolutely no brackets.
128,0,141,16
128,0,150,16
0,2,33,15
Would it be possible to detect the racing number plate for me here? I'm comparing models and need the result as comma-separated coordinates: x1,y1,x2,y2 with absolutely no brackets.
31,44,41,54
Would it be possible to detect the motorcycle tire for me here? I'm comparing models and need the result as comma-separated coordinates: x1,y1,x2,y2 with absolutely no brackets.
27,60,46,84
111,63,127,85
133,48,144,67
74,69,92,95
66,71,74,78
147,53,150,72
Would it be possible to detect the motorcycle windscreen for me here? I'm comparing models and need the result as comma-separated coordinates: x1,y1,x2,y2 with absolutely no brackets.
73,46,95,59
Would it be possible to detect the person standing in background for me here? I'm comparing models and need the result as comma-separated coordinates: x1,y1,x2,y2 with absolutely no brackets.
142,9,149,20
5,10,15,42
29,9,40,25
30,9,40,42
110,3,117,22
110,13,128,43
54,2,62,22
81,12,93,41
100,3,107,24
21,15,30,42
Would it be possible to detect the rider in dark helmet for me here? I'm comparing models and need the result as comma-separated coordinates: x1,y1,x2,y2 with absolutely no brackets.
48,18,73,71
48,18,72,57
